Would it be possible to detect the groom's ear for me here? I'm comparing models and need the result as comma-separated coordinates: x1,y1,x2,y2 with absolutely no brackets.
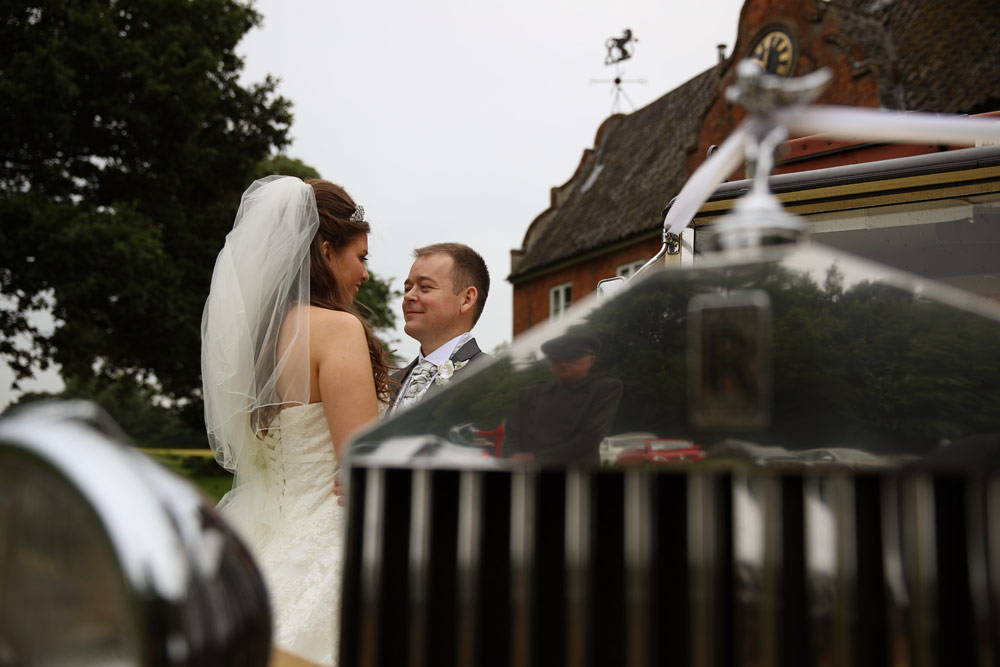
458,286,478,317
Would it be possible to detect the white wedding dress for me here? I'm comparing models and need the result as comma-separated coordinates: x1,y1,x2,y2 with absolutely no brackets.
217,402,344,666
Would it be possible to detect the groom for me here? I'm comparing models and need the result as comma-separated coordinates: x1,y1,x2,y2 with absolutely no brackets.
389,242,491,415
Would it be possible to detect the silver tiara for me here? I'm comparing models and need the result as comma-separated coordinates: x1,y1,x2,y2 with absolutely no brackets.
349,205,365,222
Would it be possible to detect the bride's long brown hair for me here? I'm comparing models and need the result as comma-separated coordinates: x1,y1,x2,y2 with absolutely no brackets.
307,179,393,404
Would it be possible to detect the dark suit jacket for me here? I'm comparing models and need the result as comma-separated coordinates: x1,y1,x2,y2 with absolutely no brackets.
389,337,491,408
504,373,624,465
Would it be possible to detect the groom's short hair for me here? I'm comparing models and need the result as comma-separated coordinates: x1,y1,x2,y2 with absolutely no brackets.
413,242,490,324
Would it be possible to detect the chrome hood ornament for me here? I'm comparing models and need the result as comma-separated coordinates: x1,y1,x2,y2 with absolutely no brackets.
707,61,832,253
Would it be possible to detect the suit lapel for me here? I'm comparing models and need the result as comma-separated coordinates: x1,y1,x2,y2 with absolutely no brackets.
421,337,482,401
451,337,482,364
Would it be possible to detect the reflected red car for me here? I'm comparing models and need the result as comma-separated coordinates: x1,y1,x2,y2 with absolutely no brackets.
615,438,706,466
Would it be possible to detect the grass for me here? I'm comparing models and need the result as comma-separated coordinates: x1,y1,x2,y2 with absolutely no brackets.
139,448,233,504
142,448,217,458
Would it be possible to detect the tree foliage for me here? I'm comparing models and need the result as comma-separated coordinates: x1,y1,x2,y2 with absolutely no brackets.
357,271,403,361
0,0,292,401
3,374,207,448
254,154,321,181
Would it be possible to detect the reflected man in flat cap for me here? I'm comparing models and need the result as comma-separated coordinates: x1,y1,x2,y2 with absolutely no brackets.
505,333,623,465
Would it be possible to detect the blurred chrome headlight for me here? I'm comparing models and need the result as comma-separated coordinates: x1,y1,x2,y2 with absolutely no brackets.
0,400,270,666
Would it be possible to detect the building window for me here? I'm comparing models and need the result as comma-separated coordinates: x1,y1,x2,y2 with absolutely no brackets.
617,259,645,278
550,282,572,318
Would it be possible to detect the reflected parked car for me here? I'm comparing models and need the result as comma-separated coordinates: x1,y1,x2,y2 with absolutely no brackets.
615,438,706,466
598,431,657,466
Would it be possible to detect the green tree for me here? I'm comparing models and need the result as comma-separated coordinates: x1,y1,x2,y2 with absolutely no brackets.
254,154,322,181
3,374,207,448
0,0,292,404
358,271,403,362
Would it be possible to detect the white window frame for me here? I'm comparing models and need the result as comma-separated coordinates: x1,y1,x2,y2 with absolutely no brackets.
616,259,646,278
549,282,572,319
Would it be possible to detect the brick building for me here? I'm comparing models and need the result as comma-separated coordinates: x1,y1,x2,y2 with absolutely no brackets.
508,0,1000,336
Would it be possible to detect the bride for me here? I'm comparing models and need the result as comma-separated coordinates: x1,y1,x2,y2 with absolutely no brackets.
201,175,392,665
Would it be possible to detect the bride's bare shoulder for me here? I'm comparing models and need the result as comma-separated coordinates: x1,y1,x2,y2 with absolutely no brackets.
307,306,365,342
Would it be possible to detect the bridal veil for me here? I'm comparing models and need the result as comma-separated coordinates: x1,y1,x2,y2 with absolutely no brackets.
201,176,317,474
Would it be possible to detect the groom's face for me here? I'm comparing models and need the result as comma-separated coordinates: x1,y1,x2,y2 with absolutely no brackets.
402,253,465,348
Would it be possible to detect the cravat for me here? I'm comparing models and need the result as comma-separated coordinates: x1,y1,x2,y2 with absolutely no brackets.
396,359,437,412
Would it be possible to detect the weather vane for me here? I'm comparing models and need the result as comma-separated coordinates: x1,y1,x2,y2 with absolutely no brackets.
605,28,637,65
591,28,646,114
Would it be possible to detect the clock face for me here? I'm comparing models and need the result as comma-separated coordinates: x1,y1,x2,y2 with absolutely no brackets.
750,29,795,77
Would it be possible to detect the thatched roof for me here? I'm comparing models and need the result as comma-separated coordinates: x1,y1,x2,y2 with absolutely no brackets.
872,0,1000,114
510,67,722,280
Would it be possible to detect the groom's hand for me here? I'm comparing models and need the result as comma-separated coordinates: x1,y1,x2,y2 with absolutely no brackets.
333,474,344,506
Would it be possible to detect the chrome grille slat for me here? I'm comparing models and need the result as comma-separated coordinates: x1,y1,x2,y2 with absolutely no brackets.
339,465,999,667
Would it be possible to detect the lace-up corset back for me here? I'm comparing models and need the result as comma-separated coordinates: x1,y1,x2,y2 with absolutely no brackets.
262,403,339,503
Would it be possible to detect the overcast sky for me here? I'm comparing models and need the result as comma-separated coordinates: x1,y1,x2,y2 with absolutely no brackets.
0,0,746,408
237,0,746,363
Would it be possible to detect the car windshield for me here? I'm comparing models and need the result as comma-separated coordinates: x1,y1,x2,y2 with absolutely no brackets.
350,243,1000,471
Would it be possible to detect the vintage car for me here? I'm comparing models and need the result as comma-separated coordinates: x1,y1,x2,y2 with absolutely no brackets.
339,235,1000,666
0,400,274,666
2,63,999,666
337,65,1000,667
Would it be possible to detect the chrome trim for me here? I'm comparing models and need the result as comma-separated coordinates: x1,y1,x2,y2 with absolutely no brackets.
733,472,781,665
965,477,992,662
703,144,1000,204
688,472,718,667
510,469,536,667
455,471,483,667
407,468,432,667
881,475,910,666
901,475,937,667
624,470,651,667
625,228,669,283
988,479,1000,655
804,473,855,667
565,469,592,667
0,399,270,665
0,403,190,601
359,466,386,667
